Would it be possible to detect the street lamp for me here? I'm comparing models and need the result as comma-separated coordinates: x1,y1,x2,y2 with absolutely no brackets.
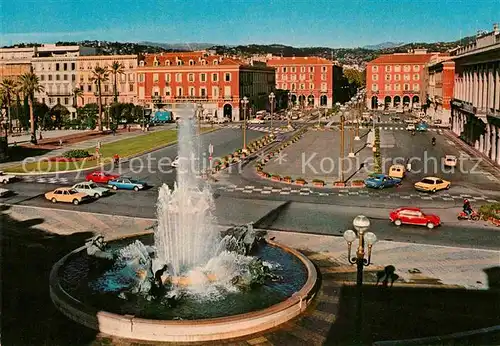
354,99,361,141
287,92,292,127
196,103,203,135
241,96,249,151
268,92,275,136
343,215,377,344
339,106,346,182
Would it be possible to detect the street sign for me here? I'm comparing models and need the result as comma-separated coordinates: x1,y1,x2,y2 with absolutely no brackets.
208,143,214,155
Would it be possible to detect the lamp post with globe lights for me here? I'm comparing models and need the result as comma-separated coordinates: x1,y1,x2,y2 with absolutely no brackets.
241,96,249,151
268,92,275,136
343,215,377,344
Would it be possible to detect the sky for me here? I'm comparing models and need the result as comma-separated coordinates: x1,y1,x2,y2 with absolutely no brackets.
1,0,498,48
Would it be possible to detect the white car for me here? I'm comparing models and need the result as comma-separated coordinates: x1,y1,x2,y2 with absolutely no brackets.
0,171,16,184
72,182,110,199
443,155,457,167
171,156,199,168
214,118,229,124
248,118,265,124
406,123,416,131
0,188,10,197
291,115,299,120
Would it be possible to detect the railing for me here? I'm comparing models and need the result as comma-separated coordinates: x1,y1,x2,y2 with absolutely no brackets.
174,96,209,100
46,92,72,97
93,91,114,96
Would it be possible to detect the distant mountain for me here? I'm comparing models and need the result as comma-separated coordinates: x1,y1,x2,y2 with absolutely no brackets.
362,42,405,50
138,42,221,51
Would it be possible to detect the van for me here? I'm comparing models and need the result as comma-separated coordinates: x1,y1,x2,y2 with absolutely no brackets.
389,164,405,179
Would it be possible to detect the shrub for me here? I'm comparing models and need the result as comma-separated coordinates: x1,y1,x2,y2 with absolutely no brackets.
352,179,364,184
312,179,324,184
63,149,90,159
283,176,292,180
296,177,306,183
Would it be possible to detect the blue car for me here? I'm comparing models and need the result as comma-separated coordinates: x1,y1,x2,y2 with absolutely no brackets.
364,174,401,189
416,122,429,132
107,177,147,191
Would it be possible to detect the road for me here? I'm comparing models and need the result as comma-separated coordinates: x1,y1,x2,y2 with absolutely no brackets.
2,120,500,251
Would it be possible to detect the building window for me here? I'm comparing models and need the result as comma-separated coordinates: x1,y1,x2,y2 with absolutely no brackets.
200,88,206,97
200,60,206,65
291,75,296,81
176,60,182,66
139,61,145,66
322,66,327,72
404,83,410,91
63,63,67,71
403,65,410,72
163,73,170,82
153,88,160,96
165,60,171,66
165,87,171,96
200,73,206,82
395,84,400,91
189,60,194,66
128,73,134,82
385,74,391,81
212,86,218,98
395,74,400,81
56,75,60,81
300,66,306,72
372,84,378,91
373,74,378,81
138,73,145,82
213,60,218,65
321,74,326,81
175,73,182,82
372,65,378,72
189,87,195,96
64,97,69,105
153,73,159,82
385,83,391,91
321,83,327,91
282,74,287,81
177,87,183,96
291,83,296,90
385,66,391,72
104,85,109,92
394,65,401,72
56,63,60,71
291,67,296,73
40,75,45,81
129,84,134,92
153,59,159,67
309,66,314,72
48,97,53,104
283,67,287,73
413,74,420,81
48,75,52,81
300,83,305,90
212,73,218,82
188,73,194,82
57,97,61,104
63,74,68,81
309,74,314,81
299,74,305,81
224,85,231,96
87,85,92,92
309,83,314,90
413,65,420,72
224,73,231,82
413,83,420,91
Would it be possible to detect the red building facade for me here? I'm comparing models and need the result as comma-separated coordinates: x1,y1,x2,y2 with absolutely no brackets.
424,56,455,125
366,50,440,110
135,52,275,121
267,56,338,108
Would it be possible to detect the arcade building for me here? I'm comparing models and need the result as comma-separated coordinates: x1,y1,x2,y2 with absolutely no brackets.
450,24,500,166
135,52,275,121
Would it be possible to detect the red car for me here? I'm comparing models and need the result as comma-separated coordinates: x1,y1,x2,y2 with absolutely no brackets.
389,207,441,229
85,171,120,184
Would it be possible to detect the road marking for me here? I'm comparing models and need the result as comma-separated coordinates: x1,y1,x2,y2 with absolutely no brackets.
243,190,253,193
318,193,329,196
339,189,349,193
446,140,454,145
442,197,454,201
299,192,310,196
290,189,300,193
487,199,498,203
475,196,485,200
261,190,271,194
348,191,359,195
263,186,273,190
245,185,255,189
282,187,291,191
421,196,433,200
226,189,234,192
253,188,262,191
384,127,388,130
235,187,244,191
400,195,411,199
279,191,290,195
389,127,393,130
271,188,281,193
460,194,472,197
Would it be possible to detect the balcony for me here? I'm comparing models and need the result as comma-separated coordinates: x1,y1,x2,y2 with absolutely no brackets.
224,95,233,101
174,96,209,101
46,91,72,97
93,91,115,96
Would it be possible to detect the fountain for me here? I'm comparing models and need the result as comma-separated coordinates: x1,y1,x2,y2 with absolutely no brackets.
49,105,318,342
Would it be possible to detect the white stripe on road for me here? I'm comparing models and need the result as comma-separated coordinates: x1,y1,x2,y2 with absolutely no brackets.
261,190,271,194
280,191,290,195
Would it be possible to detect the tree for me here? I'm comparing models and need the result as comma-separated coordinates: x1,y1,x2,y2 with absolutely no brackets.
49,103,70,129
19,72,44,144
33,102,50,130
90,66,110,131
343,68,365,88
77,103,98,130
72,87,84,108
110,61,125,103
0,78,19,133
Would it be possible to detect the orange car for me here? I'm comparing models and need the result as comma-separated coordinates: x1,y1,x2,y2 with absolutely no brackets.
45,187,91,205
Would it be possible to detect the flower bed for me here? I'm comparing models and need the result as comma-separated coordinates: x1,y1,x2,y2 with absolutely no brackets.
283,176,292,183
479,202,500,226
312,179,325,187
271,174,281,181
333,181,346,187
295,178,307,186
351,179,365,187
47,155,97,162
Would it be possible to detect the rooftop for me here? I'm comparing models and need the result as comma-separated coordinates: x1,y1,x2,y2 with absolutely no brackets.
266,56,334,65
368,53,438,65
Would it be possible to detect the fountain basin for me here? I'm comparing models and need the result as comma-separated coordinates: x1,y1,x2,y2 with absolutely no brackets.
49,234,318,342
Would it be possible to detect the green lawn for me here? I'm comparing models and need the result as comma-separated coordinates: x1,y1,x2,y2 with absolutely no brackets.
6,128,216,173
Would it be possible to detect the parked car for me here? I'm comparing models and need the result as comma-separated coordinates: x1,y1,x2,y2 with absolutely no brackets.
388,164,406,179
0,188,11,197
364,174,402,189
107,177,147,191
214,117,229,124
44,187,91,205
291,114,299,120
414,176,450,192
406,123,416,131
390,207,441,229
72,181,110,199
86,171,120,184
248,118,265,124
416,122,429,132
443,155,457,167
0,171,16,184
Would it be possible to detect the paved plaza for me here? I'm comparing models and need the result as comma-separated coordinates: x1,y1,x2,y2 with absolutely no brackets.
2,205,499,345
264,128,372,184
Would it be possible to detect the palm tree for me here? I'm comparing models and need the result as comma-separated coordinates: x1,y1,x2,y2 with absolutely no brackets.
19,72,44,144
72,87,84,108
91,66,110,131
110,61,124,103
0,78,19,133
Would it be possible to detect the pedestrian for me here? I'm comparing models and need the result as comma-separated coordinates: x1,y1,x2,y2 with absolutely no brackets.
59,139,63,147
406,161,412,172
113,153,120,166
